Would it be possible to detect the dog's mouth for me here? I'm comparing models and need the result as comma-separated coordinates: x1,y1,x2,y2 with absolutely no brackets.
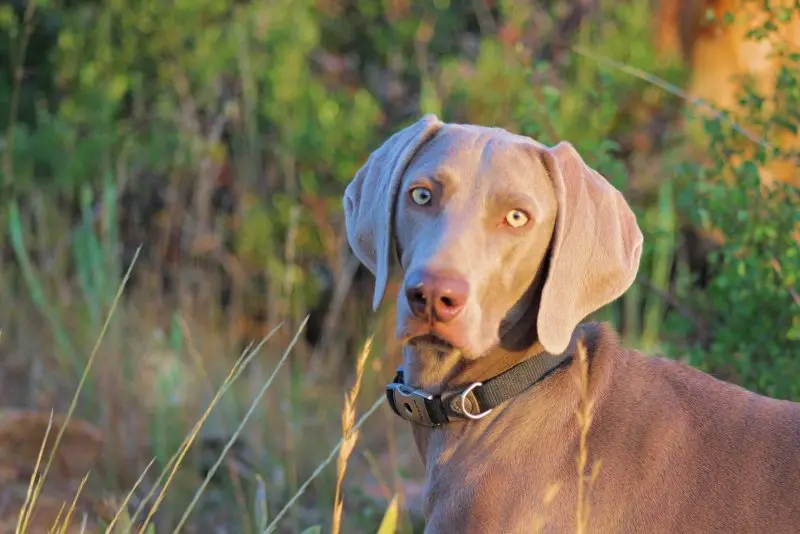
408,333,456,352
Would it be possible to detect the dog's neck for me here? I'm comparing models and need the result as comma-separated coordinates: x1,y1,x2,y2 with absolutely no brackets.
401,330,581,478
401,338,549,395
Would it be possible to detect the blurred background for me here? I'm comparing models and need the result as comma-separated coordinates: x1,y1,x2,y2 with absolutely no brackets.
0,0,797,532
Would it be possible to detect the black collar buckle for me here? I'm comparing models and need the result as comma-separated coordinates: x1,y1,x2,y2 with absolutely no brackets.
385,368,494,427
385,349,574,426
385,381,439,427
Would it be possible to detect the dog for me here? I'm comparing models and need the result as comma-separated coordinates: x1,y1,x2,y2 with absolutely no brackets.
343,114,800,533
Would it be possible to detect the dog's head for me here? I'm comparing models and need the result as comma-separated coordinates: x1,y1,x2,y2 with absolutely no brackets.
343,114,642,357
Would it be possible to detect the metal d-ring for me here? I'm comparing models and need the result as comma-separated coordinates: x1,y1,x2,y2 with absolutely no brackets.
459,382,492,420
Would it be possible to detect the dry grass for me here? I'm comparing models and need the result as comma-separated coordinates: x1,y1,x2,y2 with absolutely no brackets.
15,410,54,534
573,338,601,534
1,243,404,533
331,336,373,534
173,318,309,533
264,397,387,533
531,338,602,534
12,247,141,534
7,316,323,533
2,241,347,532
6,309,604,533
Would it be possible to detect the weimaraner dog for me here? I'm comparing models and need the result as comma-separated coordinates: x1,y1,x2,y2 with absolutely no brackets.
343,114,800,533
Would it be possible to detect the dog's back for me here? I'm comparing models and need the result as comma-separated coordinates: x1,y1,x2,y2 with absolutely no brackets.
585,324,800,533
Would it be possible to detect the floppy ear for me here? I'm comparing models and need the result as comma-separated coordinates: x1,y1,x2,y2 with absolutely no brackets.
537,141,643,354
343,114,443,310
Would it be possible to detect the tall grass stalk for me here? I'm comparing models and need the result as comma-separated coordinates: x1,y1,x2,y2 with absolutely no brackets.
331,336,373,534
15,246,141,533
103,458,156,532
574,339,599,534
15,410,53,534
138,344,251,530
264,395,386,534
128,325,283,531
8,202,81,373
58,471,90,533
126,338,257,529
171,316,310,533
50,502,67,533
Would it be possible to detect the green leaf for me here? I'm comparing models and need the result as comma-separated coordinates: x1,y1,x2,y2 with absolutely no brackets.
255,475,269,532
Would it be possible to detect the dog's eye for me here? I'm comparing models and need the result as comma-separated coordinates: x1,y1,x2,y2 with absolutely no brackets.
505,209,530,228
410,187,433,206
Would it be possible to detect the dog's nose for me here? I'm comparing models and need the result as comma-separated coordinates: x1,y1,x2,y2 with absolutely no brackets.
404,269,469,324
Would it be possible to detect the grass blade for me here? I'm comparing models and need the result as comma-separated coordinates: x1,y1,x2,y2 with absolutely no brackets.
375,495,399,534
130,324,283,533
254,475,269,533
24,246,142,528
104,457,156,533
264,394,386,534
16,410,54,534
8,201,81,371
171,316,310,533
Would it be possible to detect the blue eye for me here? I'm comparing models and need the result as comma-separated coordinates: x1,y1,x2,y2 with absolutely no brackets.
410,187,433,206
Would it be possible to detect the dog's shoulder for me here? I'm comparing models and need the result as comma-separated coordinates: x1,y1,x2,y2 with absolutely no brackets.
586,321,800,420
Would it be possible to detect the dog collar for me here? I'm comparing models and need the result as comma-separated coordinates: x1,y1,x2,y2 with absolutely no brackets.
386,351,572,427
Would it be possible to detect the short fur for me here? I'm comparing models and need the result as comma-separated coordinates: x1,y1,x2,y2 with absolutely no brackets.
343,115,800,533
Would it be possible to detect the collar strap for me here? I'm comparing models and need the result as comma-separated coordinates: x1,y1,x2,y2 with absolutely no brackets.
385,351,572,427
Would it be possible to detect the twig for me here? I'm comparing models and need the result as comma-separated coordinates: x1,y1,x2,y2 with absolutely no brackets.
471,0,497,35
571,45,771,149
635,275,709,342
769,258,800,307
311,254,361,364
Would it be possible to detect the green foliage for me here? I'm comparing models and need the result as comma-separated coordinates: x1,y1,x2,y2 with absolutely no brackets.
667,3,800,400
676,124,800,399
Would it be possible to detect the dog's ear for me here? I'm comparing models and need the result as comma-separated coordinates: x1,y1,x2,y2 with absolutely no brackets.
343,114,443,310
536,141,643,354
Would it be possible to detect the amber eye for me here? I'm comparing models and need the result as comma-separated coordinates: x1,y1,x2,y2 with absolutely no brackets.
410,186,433,206
505,209,530,228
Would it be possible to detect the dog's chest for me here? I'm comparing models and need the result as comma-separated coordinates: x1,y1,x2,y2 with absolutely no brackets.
421,432,574,533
